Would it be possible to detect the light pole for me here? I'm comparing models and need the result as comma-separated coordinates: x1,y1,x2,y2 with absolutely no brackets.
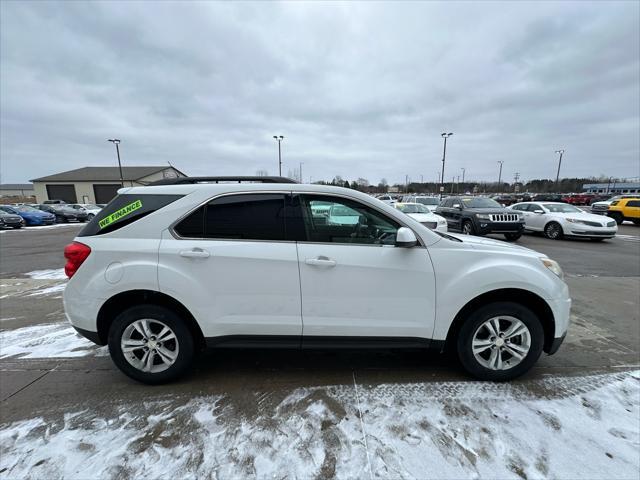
460,167,465,184
555,149,564,190
273,135,284,176
497,161,504,189
107,139,124,187
299,162,303,183
440,132,453,198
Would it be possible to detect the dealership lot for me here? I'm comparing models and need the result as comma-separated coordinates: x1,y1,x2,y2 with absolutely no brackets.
1,224,639,478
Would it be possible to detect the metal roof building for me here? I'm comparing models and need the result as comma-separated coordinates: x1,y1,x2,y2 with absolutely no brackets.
583,182,640,194
31,166,187,204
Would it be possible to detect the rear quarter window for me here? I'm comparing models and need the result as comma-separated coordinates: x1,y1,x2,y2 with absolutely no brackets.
78,194,183,236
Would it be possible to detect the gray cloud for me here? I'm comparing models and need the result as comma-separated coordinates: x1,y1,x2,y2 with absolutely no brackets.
1,1,638,186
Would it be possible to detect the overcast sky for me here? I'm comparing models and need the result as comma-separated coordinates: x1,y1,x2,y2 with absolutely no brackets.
1,1,639,186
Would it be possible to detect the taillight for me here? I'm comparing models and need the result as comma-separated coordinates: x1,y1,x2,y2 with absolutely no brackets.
64,242,91,278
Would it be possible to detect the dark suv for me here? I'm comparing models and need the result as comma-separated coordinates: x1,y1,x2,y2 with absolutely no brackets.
436,196,525,241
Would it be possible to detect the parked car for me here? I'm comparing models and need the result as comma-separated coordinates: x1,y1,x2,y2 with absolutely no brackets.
35,204,88,223
394,202,448,232
436,196,525,241
591,195,637,215
43,199,67,204
561,193,594,206
532,193,565,202
377,194,396,205
607,198,640,225
400,195,441,211
63,178,570,384
0,210,25,229
490,194,518,206
0,205,55,226
67,203,102,220
510,202,618,241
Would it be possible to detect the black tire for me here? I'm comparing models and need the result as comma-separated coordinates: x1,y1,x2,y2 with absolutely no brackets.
13,225,22,229
108,304,195,384
462,220,475,235
632,219,639,226
504,232,521,241
544,221,564,240
87,213,95,220
456,302,544,381
609,213,624,225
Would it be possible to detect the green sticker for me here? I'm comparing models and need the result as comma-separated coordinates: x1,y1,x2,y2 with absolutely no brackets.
99,200,142,229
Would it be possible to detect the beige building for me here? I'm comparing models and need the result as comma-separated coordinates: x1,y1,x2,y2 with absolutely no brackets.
31,166,186,204
0,184,35,198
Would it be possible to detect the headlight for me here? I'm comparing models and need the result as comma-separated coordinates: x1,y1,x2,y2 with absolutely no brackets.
541,258,564,279
438,219,446,225
476,214,491,220
566,218,587,225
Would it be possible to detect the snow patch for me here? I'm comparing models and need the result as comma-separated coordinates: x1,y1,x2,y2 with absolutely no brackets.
27,283,66,296
25,269,67,280
0,371,637,479
0,322,107,359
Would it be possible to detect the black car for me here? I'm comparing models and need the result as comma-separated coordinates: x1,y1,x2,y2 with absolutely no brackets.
0,211,25,229
35,204,88,223
435,196,525,241
532,193,565,202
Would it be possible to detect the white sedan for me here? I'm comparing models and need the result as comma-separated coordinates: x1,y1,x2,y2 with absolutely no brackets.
68,203,103,220
510,201,617,241
395,202,448,232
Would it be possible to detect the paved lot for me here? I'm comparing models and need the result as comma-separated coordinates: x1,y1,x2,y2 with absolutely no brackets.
1,223,639,478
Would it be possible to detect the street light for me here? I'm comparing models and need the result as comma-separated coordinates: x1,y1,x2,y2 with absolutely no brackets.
555,149,565,189
460,167,466,184
440,132,453,199
273,135,284,176
299,162,303,183
107,139,124,187
497,161,504,188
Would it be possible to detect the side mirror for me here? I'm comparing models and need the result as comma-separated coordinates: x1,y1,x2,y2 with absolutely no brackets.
396,227,418,248
534,210,544,214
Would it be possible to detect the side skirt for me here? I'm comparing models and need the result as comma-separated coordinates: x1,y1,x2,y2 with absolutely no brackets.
205,335,442,350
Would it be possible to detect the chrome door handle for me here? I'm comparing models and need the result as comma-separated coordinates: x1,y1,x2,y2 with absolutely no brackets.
305,256,336,267
179,248,210,258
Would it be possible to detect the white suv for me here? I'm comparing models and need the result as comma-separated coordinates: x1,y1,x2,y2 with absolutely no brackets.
63,176,571,384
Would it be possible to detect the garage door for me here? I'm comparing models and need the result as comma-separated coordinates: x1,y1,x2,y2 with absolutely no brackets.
46,184,77,203
93,184,122,204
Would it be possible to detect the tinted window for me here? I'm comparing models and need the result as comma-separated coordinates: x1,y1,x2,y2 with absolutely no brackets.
174,206,205,237
204,193,285,240
78,194,183,236
299,195,399,245
626,200,640,207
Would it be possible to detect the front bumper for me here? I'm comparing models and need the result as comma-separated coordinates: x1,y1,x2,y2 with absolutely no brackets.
567,226,617,237
475,221,525,234
547,333,566,355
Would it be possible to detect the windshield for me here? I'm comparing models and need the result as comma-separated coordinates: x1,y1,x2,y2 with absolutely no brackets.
14,205,39,212
0,206,16,213
461,197,502,208
83,204,100,209
415,197,439,206
543,203,582,213
398,204,429,214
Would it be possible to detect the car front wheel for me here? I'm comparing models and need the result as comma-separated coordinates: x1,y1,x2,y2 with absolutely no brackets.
108,305,195,384
544,222,564,240
457,302,544,381
462,220,475,235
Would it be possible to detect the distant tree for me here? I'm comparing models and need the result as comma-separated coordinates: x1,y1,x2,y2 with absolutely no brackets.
356,177,370,187
256,169,268,177
344,180,351,189
332,175,343,186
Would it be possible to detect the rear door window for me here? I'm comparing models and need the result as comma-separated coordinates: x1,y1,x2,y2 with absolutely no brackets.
203,193,286,240
78,194,183,236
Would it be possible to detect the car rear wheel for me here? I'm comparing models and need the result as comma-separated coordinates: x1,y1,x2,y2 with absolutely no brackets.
544,221,564,240
108,304,195,384
462,220,475,235
456,302,544,381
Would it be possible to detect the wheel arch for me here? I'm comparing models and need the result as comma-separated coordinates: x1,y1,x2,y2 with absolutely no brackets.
96,290,205,349
444,288,556,353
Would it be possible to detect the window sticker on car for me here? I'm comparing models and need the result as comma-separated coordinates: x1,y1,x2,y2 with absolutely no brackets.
99,200,142,229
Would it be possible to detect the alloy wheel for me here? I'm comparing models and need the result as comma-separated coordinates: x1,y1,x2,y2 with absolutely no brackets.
463,222,473,235
121,319,179,373
545,223,561,239
471,316,531,370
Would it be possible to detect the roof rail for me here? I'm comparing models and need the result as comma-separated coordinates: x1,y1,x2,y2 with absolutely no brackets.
148,176,298,186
